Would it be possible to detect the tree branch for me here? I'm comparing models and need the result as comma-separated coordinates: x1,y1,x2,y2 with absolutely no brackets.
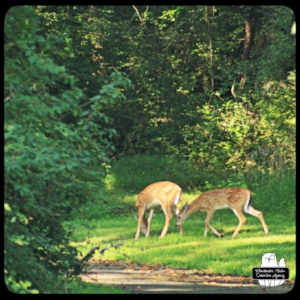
132,5,142,22
231,80,237,98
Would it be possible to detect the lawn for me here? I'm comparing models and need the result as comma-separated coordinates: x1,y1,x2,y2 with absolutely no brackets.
65,188,296,282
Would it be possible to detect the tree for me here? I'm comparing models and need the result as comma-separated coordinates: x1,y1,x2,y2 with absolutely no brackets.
5,6,132,293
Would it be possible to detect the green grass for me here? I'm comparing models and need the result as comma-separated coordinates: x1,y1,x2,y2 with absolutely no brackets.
66,158,295,293
104,154,216,191
66,189,296,283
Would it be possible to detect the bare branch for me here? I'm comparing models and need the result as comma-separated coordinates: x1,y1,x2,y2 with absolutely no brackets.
231,80,237,98
213,92,224,101
132,5,142,22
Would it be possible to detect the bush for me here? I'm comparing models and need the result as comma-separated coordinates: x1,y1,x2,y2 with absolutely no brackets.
252,170,296,215
4,6,132,293
107,154,216,192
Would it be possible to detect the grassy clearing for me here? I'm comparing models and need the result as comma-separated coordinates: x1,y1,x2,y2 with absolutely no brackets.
66,189,296,282
66,155,295,293
103,154,216,191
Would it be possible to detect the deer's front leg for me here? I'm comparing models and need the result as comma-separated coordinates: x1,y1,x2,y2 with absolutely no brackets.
205,209,223,237
160,206,173,238
173,205,183,235
145,209,154,237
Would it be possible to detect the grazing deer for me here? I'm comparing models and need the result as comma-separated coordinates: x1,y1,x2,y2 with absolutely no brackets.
175,187,269,238
134,181,183,239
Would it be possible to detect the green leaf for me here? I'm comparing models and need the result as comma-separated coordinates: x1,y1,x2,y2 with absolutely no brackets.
91,95,101,101
15,239,25,246
5,203,12,211
28,55,37,64
10,216,17,223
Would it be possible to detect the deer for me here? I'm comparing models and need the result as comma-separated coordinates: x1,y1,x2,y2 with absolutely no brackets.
134,181,183,239
175,187,269,238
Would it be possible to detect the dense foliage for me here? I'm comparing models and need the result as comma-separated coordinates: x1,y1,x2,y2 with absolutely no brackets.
32,6,295,171
5,5,295,293
4,6,131,293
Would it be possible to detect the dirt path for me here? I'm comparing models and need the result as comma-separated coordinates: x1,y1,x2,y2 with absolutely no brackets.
80,259,294,294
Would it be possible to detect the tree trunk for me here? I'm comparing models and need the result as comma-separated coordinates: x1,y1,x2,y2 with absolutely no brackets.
239,16,251,91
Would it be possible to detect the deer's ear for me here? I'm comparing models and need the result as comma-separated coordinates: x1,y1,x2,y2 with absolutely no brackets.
182,202,189,212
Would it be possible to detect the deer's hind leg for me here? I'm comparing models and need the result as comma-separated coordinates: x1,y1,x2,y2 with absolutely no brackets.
135,206,146,239
231,209,246,238
244,205,269,235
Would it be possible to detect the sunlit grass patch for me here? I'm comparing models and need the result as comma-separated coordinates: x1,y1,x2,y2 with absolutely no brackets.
66,170,295,282
68,210,295,280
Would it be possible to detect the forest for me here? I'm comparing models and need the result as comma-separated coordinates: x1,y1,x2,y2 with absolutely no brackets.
4,6,295,293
